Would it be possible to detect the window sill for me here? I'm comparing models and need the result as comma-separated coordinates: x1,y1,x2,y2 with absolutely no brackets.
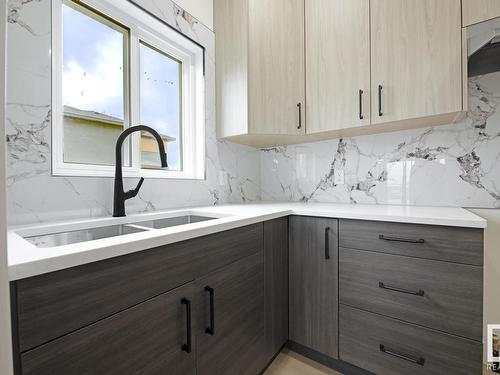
52,165,205,180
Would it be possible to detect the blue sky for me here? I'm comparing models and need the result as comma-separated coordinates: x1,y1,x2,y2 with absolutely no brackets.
140,43,181,170
62,3,182,170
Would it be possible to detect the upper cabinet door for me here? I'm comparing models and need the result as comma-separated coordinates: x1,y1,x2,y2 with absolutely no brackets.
248,0,306,135
370,0,462,125
306,0,370,134
463,0,500,26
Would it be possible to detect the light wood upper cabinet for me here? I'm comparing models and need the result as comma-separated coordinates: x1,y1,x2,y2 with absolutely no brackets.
305,0,370,134
215,0,305,141
370,0,463,125
248,0,305,136
214,0,249,138
463,0,500,27
215,0,465,148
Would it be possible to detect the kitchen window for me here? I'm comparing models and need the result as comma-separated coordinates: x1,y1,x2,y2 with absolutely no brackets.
52,0,205,179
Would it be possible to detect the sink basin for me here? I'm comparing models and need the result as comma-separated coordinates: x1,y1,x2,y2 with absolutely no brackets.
22,214,221,248
131,215,216,229
24,224,147,248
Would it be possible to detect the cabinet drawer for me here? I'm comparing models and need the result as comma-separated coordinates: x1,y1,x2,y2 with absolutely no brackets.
339,219,483,265
339,248,482,340
14,223,263,352
339,305,482,375
21,283,196,375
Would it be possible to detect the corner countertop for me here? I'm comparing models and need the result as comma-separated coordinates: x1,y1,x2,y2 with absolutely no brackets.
7,202,487,281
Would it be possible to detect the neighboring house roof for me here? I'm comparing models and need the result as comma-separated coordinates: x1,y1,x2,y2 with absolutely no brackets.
64,105,124,126
63,105,176,142
141,131,176,143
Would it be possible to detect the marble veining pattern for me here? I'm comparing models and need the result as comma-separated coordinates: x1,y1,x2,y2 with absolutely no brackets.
6,0,500,226
5,0,260,225
261,73,500,208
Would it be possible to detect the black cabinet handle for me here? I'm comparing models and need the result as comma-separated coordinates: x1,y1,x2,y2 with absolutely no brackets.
359,89,364,120
325,227,331,260
297,102,302,129
379,234,425,244
379,282,425,297
205,286,215,336
379,344,425,366
181,298,192,353
378,85,383,116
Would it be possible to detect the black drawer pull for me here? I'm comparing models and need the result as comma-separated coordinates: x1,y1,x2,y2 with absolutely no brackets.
379,282,425,297
379,344,425,366
205,286,215,336
297,102,302,129
325,227,331,260
181,298,192,353
378,84,383,116
359,89,364,119
379,234,425,244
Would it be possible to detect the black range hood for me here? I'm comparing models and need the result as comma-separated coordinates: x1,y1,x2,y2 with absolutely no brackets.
468,17,500,77
469,36,500,77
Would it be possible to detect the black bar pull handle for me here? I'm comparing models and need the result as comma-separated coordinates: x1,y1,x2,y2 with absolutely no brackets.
379,282,425,297
378,84,383,116
297,102,302,129
181,298,192,353
205,286,215,336
379,344,425,366
359,89,364,120
325,227,331,260
379,234,425,244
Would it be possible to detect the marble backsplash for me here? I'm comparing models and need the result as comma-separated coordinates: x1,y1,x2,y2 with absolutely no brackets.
261,73,500,208
5,0,260,225
5,0,500,226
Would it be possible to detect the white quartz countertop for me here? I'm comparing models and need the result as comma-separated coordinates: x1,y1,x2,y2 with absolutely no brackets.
7,202,486,281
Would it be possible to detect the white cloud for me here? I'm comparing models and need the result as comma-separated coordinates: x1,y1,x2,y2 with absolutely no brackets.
62,34,124,119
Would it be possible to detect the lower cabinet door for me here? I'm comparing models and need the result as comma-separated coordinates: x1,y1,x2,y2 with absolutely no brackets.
263,217,289,363
289,216,339,358
21,283,196,375
196,251,265,375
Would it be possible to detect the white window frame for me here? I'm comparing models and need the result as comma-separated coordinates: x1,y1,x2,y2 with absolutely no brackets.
52,0,205,179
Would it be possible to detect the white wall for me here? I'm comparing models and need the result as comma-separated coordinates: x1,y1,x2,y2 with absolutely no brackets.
0,0,13,373
173,0,213,30
469,208,500,362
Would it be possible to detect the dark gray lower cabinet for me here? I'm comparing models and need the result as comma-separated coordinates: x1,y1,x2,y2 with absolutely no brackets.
337,219,484,375
196,251,265,375
263,217,289,361
12,221,289,375
289,216,339,359
14,223,263,352
287,218,484,375
339,305,483,375
195,218,289,375
339,219,484,265
339,247,483,340
13,217,484,375
22,282,196,375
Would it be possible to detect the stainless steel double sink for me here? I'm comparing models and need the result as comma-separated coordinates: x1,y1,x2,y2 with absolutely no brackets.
24,215,217,248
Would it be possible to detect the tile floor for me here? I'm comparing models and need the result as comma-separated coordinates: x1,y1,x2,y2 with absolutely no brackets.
264,348,497,375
